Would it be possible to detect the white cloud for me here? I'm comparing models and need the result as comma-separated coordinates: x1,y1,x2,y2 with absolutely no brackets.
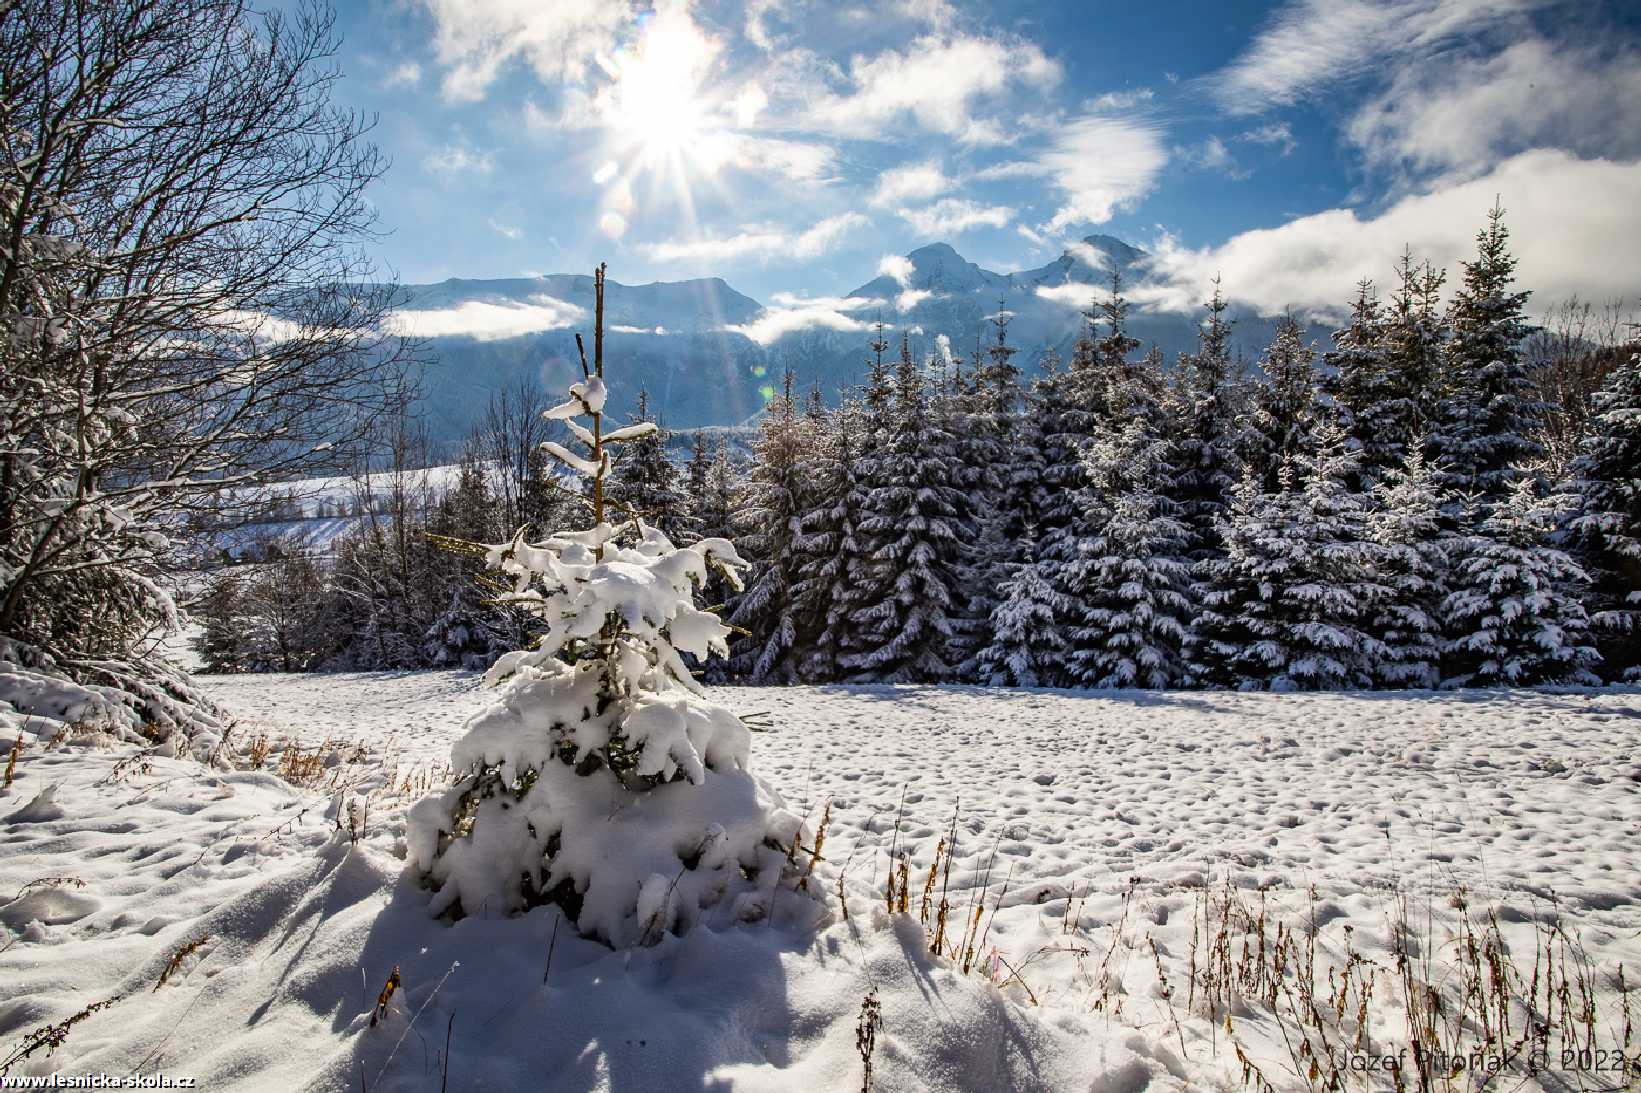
897,198,1013,236
599,212,628,239
1086,89,1154,111
384,62,422,88
693,133,838,182
639,212,869,263
1016,224,1049,247
973,160,1049,181
390,295,586,340
1208,0,1545,116
1039,115,1168,231
769,292,883,311
1034,282,1104,308
878,254,915,286
870,161,953,208
1178,135,1247,179
1240,123,1297,156
727,306,874,345
425,143,493,174
418,0,632,101
1133,151,1641,318
488,218,523,239
807,33,1061,143
1347,37,1641,179
1063,241,1112,270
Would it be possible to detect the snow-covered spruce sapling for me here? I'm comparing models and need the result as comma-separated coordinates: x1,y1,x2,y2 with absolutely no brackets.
407,267,813,946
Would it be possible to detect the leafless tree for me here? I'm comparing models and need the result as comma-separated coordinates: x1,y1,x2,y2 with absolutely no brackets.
478,375,550,534
0,0,415,699
1526,297,1638,473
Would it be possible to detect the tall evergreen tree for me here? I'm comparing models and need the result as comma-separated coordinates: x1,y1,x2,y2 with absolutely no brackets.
845,336,965,682
728,374,813,682
1565,348,1641,680
1323,282,1398,487
1247,316,1320,493
795,404,876,682
1382,252,1449,449
1063,418,1193,689
947,303,1029,676
1430,207,1546,512
681,431,713,542
1171,277,1246,560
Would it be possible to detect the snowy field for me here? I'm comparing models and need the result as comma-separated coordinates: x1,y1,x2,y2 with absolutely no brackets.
4,673,1641,1092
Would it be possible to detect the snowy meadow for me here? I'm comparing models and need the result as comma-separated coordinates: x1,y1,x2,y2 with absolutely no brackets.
4,673,1640,1092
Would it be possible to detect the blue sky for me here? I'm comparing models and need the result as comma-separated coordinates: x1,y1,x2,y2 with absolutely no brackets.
331,0,1641,320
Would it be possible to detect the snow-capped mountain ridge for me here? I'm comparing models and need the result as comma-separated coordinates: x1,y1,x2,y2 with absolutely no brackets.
397,236,1278,444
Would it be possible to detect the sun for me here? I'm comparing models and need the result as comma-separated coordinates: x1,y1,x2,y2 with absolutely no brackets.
604,8,718,172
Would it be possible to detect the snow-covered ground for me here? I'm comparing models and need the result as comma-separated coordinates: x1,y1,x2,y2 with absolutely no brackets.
4,673,1641,1091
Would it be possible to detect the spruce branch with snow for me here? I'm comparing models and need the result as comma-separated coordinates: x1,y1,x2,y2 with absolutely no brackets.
1566,348,1641,680
408,268,812,945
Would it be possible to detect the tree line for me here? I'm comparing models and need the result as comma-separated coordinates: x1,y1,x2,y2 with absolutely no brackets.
197,207,1640,691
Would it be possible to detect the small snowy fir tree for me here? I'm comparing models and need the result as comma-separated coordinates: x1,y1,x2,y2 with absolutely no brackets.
975,551,1069,687
408,269,812,945
422,584,499,670
1365,445,1451,688
1566,349,1641,679
604,389,688,544
1064,418,1193,689
1441,476,1599,687
1193,427,1387,691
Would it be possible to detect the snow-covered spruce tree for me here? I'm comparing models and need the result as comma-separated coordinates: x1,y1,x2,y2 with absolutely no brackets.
1246,316,1320,493
844,335,965,682
1192,426,1387,691
605,390,688,544
1566,349,1641,679
408,270,812,944
422,584,500,671
1383,253,1450,446
1171,278,1247,561
793,403,876,683
1324,281,1399,488
1430,206,1546,516
945,306,1024,678
975,552,1069,688
1366,445,1452,688
1063,418,1193,689
681,432,713,542
727,373,815,682
1023,348,1080,547
1441,476,1599,687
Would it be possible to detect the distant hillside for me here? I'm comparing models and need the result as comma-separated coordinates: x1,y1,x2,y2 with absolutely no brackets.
395,238,1287,447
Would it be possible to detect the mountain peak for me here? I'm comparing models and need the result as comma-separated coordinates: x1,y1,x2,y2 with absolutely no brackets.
1078,234,1147,263
907,241,963,262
